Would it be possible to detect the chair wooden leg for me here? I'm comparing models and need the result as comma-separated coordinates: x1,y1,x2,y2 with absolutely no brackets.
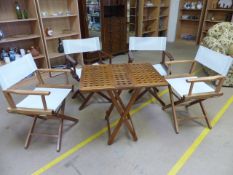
58,114,79,123
72,89,85,100
135,88,149,102
79,92,95,110
97,92,112,102
199,101,212,129
57,118,63,152
148,88,165,107
25,117,37,149
168,85,179,134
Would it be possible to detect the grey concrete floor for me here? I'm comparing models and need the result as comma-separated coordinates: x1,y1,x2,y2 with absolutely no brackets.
0,41,233,175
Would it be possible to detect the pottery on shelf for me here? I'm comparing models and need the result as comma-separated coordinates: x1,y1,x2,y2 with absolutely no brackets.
29,46,40,57
0,30,4,40
197,1,203,9
45,28,54,37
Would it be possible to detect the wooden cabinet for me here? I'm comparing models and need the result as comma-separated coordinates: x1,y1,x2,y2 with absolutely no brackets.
199,0,233,43
101,0,128,55
36,0,82,69
0,0,47,68
176,0,207,43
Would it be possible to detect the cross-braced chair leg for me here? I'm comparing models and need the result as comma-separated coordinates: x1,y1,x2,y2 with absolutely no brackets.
72,89,86,100
24,116,38,149
24,101,78,152
199,101,212,129
79,92,111,110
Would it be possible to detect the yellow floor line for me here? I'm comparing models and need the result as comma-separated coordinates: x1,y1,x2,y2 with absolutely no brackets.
32,89,168,175
168,95,233,175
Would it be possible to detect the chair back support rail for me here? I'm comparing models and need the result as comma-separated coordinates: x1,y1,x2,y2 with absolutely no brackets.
128,37,174,64
63,37,101,54
129,37,167,51
0,54,37,90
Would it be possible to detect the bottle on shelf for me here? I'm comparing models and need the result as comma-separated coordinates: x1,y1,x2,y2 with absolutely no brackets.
0,30,4,40
9,48,16,62
58,38,64,53
15,1,22,19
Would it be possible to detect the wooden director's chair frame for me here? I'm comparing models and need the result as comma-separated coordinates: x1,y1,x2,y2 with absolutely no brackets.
163,46,233,133
0,54,78,152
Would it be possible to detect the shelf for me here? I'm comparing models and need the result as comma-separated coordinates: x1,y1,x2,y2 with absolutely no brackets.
208,8,233,12
48,52,65,59
46,32,80,40
143,18,157,22
160,15,168,18
160,6,169,8
205,20,225,23
0,18,37,24
144,5,158,8
143,30,156,34
0,34,41,44
34,54,45,60
181,8,202,11
180,19,199,22
42,15,77,19
159,27,167,31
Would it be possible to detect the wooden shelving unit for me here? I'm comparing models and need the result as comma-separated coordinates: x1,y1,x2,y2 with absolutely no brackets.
36,0,82,69
0,0,47,68
136,0,170,37
128,0,138,36
138,0,159,36
176,0,207,43
158,0,170,36
199,0,233,43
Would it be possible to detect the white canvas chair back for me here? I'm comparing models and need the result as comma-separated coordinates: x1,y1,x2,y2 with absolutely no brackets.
129,37,167,51
63,37,101,54
195,46,233,76
0,54,37,90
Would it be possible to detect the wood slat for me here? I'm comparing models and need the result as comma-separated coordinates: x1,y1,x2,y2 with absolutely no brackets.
80,63,167,92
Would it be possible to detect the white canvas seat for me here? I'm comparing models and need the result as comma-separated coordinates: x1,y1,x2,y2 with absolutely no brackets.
153,64,168,76
167,76,215,97
0,54,78,152
63,37,112,110
164,46,233,133
17,88,71,111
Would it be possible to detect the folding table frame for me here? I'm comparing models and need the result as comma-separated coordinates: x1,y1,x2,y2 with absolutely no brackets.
80,63,171,144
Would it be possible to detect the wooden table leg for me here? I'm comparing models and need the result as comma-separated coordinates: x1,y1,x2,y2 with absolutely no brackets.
107,89,141,145
105,90,122,121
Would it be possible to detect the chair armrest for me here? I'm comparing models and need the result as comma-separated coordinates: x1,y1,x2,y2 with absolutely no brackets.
6,89,50,96
128,51,134,63
165,60,195,65
37,84,73,89
100,51,112,64
66,55,77,65
163,51,175,61
186,75,225,83
5,89,50,110
186,75,225,96
37,69,71,73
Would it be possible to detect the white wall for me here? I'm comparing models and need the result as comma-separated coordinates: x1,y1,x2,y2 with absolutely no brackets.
167,0,180,42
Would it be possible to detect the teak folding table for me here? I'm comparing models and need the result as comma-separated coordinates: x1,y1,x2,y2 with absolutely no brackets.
80,63,171,145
